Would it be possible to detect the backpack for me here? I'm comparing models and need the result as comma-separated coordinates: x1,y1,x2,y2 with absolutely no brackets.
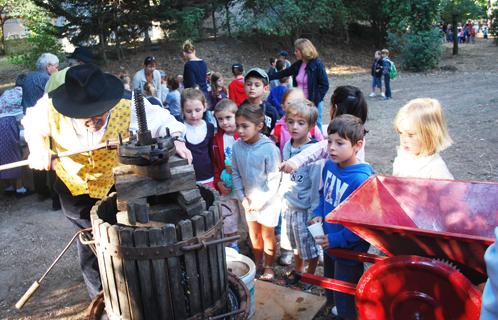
388,59,397,79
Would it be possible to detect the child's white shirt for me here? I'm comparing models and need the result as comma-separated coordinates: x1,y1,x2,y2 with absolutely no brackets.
392,148,453,179
185,120,207,145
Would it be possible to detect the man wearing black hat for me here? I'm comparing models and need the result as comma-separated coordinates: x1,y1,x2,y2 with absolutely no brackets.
22,64,191,298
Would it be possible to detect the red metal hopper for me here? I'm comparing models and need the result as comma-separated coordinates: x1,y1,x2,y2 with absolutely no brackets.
300,175,498,319
326,175,497,280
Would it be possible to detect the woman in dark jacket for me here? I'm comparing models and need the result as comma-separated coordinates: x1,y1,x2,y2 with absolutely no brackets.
269,38,329,129
182,40,208,94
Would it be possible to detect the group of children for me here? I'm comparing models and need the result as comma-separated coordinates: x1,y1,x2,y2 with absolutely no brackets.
369,49,393,100
175,60,454,318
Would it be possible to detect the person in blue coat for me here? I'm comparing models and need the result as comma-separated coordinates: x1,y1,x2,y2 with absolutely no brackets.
269,38,329,129
481,227,498,319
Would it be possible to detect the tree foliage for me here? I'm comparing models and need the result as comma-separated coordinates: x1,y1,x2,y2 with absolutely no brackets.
7,0,492,70
385,0,443,69
31,0,167,63
491,8,498,45
2,0,62,69
440,0,487,54
0,0,44,54
388,29,443,71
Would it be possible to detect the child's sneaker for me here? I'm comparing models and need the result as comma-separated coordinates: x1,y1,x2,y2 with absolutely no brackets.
380,92,385,98
331,306,338,316
368,92,376,97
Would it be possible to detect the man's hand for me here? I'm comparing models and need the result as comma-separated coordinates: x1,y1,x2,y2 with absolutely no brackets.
28,149,53,171
217,182,232,196
174,140,193,164
279,160,297,173
314,235,329,249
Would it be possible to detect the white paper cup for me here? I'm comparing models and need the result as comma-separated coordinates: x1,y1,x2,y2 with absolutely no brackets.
307,223,324,237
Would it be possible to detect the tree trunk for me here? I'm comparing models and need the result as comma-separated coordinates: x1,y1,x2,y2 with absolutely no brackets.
452,14,458,55
212,1,217,39
344,22,350,45
98,17,108,65
144,25,151,47
0,20,5,55
225,2,231,37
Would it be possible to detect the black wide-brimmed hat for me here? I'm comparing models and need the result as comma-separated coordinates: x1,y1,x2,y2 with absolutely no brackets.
67,47,94,64
52,64,124,118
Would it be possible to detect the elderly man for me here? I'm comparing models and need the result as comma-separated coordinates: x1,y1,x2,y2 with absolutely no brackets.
22,53,59,113
45,47,94,94
22,64,191,298
132,56,162,99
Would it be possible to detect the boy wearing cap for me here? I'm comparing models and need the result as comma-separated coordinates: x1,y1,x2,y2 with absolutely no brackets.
228,63,247,107
45,47,94,94
278,51,293,88
240,68,278,133
22,64,191,299
132,56,162,99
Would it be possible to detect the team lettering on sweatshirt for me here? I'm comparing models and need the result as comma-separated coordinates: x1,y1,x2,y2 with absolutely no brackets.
323,171,349,207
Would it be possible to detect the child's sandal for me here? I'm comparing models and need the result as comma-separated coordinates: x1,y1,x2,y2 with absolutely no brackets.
259,267,275,282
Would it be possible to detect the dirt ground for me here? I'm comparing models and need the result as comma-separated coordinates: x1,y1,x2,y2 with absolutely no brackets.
0,38,497,319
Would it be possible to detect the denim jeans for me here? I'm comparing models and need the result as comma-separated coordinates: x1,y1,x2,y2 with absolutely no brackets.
384,74,391,98
324,254,365,319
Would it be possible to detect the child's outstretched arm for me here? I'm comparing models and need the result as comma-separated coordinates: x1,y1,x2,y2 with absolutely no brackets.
280,139,328,173
308,162,323,214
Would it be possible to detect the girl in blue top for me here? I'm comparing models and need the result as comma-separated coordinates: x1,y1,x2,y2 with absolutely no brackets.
232,104,282,282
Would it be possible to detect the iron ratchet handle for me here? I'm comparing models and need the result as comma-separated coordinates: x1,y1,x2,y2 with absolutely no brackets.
182,235,241,251
15,228,91,309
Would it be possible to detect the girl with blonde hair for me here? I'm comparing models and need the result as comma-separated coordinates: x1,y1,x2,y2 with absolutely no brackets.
393,98,453,179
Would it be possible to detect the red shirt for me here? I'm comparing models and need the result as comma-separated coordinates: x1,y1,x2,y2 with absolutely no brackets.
212,129,238,193
228,76,247,107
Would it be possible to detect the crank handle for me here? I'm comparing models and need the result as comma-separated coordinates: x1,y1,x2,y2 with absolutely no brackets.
15,281,40,309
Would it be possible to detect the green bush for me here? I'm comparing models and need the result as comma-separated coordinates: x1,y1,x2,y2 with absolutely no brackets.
491,9,498,45
171,7,205,41
388,29,443,71
8,32,63,70
4,38,30,55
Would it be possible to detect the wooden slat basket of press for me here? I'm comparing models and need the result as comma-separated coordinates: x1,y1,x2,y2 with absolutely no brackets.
88,157,247,320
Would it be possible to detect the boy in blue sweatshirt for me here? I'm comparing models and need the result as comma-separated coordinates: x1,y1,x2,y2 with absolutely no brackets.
311,114,373,319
